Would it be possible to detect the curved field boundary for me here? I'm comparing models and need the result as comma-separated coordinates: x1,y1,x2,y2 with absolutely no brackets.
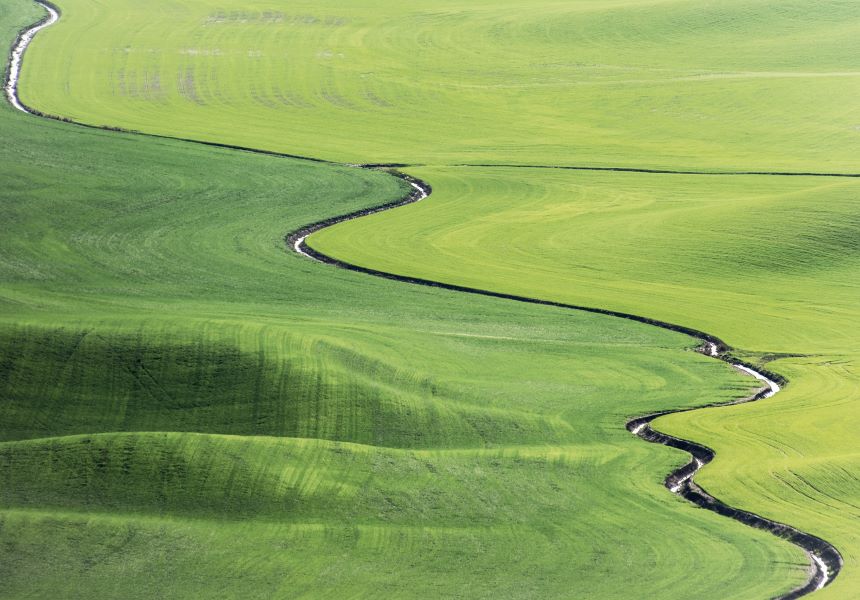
4,4,859,181
286,172,843,599
4,2,846,597
457,163,860,178
3,0,57,111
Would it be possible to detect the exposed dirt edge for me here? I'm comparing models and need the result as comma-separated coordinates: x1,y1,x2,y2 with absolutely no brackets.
287,172,843,599
626,409,842,600
626,352,841,599
3,0,59,112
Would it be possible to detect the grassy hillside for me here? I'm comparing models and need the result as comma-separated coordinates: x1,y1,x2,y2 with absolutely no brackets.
17,0,860,170
0,1,814,597
310,167,860,354
309,167,860,597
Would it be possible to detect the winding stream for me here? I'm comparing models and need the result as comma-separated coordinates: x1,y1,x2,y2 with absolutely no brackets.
5,2,844,597
4,1,57,113
286,175,843,599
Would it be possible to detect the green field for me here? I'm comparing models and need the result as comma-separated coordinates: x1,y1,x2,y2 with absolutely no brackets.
311,167,860,598
5,0,860,597
18,0,860,170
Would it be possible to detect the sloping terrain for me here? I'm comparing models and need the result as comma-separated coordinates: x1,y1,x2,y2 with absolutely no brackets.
17,0,860,170
4,0,858,597
310,166,860,598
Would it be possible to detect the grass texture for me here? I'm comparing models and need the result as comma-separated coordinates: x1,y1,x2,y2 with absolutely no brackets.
17,0,860,171
309,168,860,598
0,2,816,597
6,0,858,597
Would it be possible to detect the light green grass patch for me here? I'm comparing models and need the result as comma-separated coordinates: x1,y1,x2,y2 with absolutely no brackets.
18,0,860,170
309,165,860,598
